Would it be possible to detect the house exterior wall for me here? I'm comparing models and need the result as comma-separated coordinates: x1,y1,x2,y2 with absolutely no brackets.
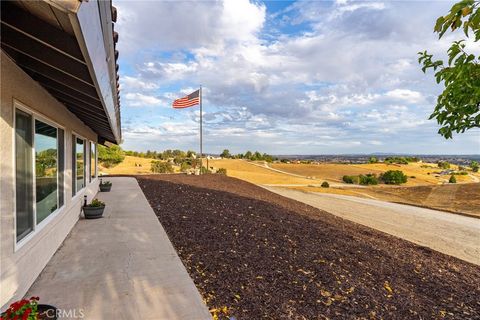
0,51,100,309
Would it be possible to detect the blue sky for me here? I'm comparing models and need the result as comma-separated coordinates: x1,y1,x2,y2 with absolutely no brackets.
114,0,479,155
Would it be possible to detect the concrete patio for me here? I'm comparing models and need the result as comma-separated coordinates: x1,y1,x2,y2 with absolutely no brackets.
27,177,211,319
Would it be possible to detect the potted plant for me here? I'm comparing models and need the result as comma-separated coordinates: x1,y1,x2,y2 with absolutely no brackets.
83,199,105,219
1,296,58,320
99,179,112,192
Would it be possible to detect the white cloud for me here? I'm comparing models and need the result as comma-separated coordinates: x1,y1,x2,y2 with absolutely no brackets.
385,89,424,104
124,92,162,106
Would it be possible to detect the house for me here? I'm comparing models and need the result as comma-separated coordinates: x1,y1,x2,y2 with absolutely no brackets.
0,0,121,309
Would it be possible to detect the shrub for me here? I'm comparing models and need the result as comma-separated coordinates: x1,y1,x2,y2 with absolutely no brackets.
217,168,227,175
381,170,408,185
369,156,378,163
86,199,105,207
471,161,479,172
151,161,174,173
321,181,329,188
359,174,378,185
449,175,457,183
384,157,408,164
437,161,450,169
410,176,416,179
200,166,211,174
342,175,356,184
180,162,191,172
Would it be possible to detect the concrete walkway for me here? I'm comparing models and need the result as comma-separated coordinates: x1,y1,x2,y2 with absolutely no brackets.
27,177,211,320
265,187,480,265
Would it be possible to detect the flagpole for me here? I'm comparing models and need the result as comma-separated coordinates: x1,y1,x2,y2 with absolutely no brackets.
199,85,203,175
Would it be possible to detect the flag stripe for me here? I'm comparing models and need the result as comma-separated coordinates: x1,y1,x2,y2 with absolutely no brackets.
172,89,200,108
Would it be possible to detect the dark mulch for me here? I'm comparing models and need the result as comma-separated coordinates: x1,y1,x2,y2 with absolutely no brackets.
136,174,480,320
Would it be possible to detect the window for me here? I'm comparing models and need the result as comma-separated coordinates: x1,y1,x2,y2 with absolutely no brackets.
72,135,85,195
15,106,65,243
35,120,58,224
15,110,34,241
90,142,96,181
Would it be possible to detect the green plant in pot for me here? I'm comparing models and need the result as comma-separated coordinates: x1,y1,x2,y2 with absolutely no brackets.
99,178,112,192
83,198,105,219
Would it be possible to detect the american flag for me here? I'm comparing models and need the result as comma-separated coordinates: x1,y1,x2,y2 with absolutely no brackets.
172,89,200,108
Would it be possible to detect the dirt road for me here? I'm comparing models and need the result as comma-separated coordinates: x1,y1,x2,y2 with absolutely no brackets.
265,187,480,265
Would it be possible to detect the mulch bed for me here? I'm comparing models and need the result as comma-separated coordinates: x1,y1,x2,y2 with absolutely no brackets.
136,174,480,320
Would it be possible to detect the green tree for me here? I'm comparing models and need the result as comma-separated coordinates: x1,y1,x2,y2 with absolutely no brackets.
220,149,231,158
449,175,457,183
244,151,253,159
470,160,479,172
418,0,480,138
438,161,451,169
359,174,379,185
369,156,378,164
321,181,329,188
381,170,408,185
98,144,124,167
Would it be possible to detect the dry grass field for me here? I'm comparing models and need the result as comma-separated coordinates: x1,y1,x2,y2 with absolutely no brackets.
99,157,479,215
99,155,155,175
208,159,480,216
208,159,317,185
271,162,477,186
291,184,480,217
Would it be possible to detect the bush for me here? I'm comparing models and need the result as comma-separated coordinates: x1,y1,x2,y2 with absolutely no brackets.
342,175,356,184
151,161,174,173
180,162,191,172
369,156,378,163
359,174,378,185
471,161,479,172
200,166,211,174
437,161,450,169
321,181,329,188
449,175,457,183
217,168,227,175
381,170,408,185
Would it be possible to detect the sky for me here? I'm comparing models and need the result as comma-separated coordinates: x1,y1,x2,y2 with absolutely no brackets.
114,0,480,155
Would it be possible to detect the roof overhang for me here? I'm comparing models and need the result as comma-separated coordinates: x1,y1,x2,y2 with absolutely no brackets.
1,0,121,144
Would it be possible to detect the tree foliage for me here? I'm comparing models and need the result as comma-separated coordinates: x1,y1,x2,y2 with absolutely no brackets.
418,0,480,138
381,170,408,185
470,160,479,172
98,144,125,167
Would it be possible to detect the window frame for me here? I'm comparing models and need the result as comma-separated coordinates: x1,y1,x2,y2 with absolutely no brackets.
89,141,97,182
13,100,66,251
71,132,87,198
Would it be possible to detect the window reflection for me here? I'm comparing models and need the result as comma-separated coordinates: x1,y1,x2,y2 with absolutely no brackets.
76,138,85,191
35,120,58,223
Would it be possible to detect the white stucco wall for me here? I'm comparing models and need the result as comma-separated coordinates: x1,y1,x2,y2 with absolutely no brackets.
0,51,101,309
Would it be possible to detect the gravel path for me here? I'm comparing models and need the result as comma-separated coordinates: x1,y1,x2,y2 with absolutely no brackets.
265,187,480,265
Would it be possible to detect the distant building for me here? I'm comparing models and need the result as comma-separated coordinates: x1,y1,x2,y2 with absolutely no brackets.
0,0,121,309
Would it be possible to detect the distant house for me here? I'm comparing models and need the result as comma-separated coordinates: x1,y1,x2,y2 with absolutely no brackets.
0,0,121,309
